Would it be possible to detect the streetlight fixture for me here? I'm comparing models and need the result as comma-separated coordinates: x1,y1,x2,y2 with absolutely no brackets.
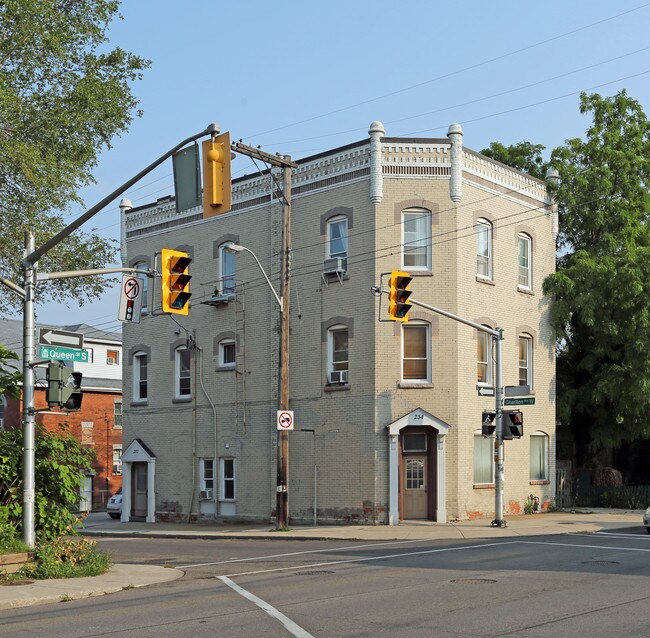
224,241,291,528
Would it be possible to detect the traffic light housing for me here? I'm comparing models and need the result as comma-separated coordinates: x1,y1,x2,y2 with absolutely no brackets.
161,249,192,314
506,410,524,438
202,131,231,217
46,362,83,411
482,411,496,436
388,270,412,322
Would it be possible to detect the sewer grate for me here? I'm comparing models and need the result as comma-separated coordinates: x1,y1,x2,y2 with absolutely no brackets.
295,570,335,576
1,580,35,586
581,560,619,566
450,578,498,585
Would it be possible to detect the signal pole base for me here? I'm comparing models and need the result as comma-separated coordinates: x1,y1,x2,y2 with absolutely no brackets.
491,519,507,528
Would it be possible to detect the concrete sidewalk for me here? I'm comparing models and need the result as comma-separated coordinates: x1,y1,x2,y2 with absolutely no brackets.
1,509,645,611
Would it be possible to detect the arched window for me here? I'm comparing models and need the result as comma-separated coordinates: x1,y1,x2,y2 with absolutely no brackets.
218,243,236,296
219,339,236,368
327,216,348,260
518,334,533,388
175,346,192,399
327,325,349,384
477,328,493,386
402,208,431,270
518,233,532,289
476,218,493,279
134,262,149,313
132,352,148,402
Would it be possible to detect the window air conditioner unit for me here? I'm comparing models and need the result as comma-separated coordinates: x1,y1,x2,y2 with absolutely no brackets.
199,489,213,500
112,464,122,475
323,257,347,275
328,370,349,385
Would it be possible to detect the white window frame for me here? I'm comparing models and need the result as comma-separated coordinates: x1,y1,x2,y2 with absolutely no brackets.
401,321,431,383
327,325,349,378
112,445,122,475
0,395,5,430
477,330,493,387
476,218,493,280
327,216,348,260
474,430,495,485
134,262,149,314
220,458,236,501
518,233,532,289
218,243,236,296
518,334,533,389
175,346,192,399
530,431,549,481
107,349,119,366
219,339,236,368
200,458,215,492
133,352,148,402
402,209,431,271
114,401,123,428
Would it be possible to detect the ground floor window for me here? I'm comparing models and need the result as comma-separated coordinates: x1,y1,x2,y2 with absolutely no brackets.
220,458,235,500
473,432,494,485
530,432,549,481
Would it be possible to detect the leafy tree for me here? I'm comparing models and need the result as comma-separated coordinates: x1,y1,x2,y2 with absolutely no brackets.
480,141,548,180
0,1,149,315
0,345,21,397
543,91,650,462
0,424,95,541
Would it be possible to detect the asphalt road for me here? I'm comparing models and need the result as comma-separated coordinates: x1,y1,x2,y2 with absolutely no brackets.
2,528,650,637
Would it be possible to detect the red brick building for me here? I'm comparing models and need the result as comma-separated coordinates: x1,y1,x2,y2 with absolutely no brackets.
0,320,122,509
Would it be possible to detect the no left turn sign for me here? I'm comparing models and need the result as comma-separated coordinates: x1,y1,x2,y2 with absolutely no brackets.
277,410,294,430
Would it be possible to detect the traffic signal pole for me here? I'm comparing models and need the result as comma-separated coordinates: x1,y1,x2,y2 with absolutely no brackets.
386,291,508,527
9,125,220,548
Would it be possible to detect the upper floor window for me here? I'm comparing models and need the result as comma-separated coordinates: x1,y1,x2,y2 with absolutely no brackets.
518,335,533,388
530,432,549,481
476,219,492,279
477,330,493,386
474,430,494,485
402,209,431,270
327,326,349,384
112,445,122,475
218,243,236,296
114,401,123,428
107,349,119,366
518,233,532,289
219,339,236,368
327,216,348,260
133,352,148,402
134,262,149,313
402,322,430,382
175,347,192,399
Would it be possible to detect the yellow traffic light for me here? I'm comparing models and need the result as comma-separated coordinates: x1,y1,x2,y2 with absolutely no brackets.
388,270,412,322
161,248,192,314
202,131,231,217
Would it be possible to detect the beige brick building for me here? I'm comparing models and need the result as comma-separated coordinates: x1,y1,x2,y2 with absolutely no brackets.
119,122,556,525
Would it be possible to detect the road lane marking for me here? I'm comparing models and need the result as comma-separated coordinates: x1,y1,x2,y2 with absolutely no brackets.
518,540,650,552
178,538,447,569
221,541,517,578
219,575,314,638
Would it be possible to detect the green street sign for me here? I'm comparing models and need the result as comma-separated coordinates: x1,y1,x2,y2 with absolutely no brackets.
504,397,535,406
39,345,91,363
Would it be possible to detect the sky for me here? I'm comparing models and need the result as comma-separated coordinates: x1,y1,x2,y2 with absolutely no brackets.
39,0,650,334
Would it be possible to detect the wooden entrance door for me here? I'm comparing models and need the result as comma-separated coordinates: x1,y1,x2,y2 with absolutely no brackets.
403,456,428,518
131,462,147,519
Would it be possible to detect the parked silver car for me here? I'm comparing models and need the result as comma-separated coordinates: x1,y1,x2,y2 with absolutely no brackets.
107,488,122,519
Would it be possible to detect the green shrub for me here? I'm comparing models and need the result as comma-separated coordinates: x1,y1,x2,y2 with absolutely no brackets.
0,505,29,553
596,489,644,509
23,536,112,579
